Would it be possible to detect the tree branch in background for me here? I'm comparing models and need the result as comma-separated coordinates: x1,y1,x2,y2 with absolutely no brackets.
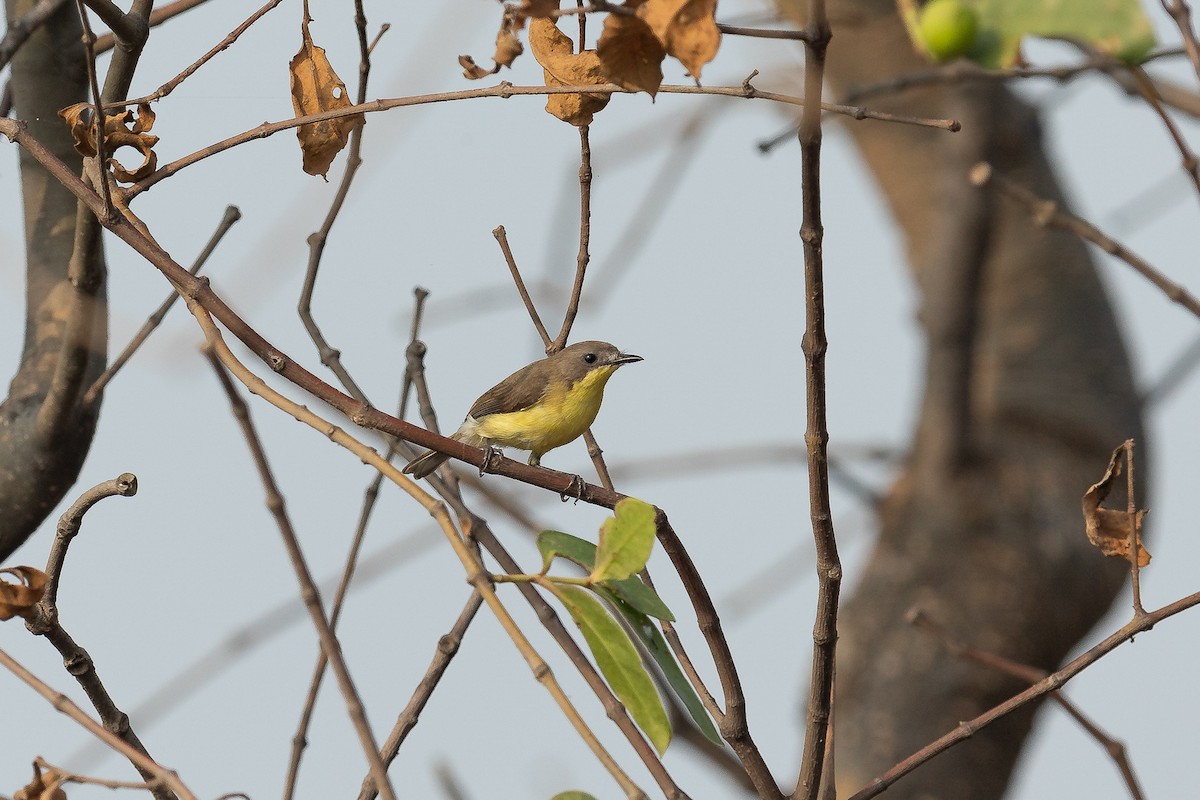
0,0,104,560
971,161,1200,319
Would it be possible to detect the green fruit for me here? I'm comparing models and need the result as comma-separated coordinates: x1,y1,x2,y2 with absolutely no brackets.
917,0,978,62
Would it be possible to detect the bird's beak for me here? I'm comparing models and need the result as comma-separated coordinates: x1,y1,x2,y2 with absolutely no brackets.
613,352,643,366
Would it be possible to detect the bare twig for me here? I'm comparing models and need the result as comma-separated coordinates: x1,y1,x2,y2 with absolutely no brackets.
1123,441,1145,615
203,350,398,800
40,473,137,607
125,81,959,198
356,592,484,800
84,204,241,407
0,0,69,72
118,0,286,106
286,289,426,799
492,226,551,345
0,648,198,800
1160,0,1200,86
22,474,172,800
94,0,212,53
553,124,593,350
971,162,1200,319
792,2,840,798
1127,66,1200,196
908,609,1146,800
848,590,1200,800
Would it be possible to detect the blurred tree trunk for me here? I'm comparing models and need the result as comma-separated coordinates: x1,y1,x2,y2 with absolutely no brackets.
0,0,107,560
777,1,1144,797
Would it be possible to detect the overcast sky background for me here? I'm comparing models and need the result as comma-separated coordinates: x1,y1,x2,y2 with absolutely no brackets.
2,1,1199,798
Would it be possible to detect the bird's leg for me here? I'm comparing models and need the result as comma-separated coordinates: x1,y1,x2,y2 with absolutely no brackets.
559,474,588,504
479,445,505,476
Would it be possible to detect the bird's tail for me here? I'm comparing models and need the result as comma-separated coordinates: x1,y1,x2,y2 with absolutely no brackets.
402,448,451,479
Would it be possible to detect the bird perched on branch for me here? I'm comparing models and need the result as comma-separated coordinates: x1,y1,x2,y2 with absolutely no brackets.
403,340,642,479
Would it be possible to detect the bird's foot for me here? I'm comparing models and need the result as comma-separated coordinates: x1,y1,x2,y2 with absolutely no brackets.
479,445,504,476
559,474,588,504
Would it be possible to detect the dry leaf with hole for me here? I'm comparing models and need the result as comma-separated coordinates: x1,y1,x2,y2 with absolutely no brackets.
0,566,47,621
58,101,159,184
597,11,666,97
528,17,611,126
637,0,720,80
289,10,364,178
1082,441,1149,566
14,762,67,800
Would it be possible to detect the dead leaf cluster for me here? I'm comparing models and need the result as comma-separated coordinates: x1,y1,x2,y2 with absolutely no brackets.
58,102,159,184
461,0,721,125
0,565,47,621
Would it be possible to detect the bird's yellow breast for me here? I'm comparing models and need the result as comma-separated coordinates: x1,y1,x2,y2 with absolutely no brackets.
471,364,618,456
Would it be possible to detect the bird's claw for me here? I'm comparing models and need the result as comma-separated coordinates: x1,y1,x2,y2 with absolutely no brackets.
479,445,504,476
559,474,588,504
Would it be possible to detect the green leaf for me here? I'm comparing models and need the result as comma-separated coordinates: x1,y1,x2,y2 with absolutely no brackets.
555,584,671,754
971,0,1156,68
603,575,675,621
599,590,721,747
550,793,599,800
537,530,597,573
592,497,656,582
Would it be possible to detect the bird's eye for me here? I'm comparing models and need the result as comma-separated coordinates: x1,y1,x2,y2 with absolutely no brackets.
584,352,597,364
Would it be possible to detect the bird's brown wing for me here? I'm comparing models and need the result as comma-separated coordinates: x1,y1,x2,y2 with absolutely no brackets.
467,358,552,418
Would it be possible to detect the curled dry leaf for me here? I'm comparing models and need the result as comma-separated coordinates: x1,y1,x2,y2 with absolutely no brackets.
637,0,720,80
459,15,524,80
512,0,561,22
1082,441,1149,567
289,10,364,179
528,17,612,126
0,566,48,621
58,101,159,184
597,11,665,98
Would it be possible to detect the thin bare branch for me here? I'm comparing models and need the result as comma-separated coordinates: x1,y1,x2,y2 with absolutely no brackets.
84,204,241,407
848,590,1200,800
792,1,840,797
493,226,551,345
1160,0,1200,86
908,609,1146,800
971,162,1200,319
0,648,198,800
203,350,398,800
125,80,959,198
356,592,483,800
0,0,69,72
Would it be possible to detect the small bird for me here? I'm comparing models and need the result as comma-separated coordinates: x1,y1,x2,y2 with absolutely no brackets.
403,340,642,479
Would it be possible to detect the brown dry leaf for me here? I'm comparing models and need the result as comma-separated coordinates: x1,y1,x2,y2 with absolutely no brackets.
57,102,159,183
0,566,48,621
458,54,497,80
459,15,525,79
1082,441,1150,566
513,0,561,21
637,0,720,80
528,17,611,126
597,11,665,97
14,762,67,800
289,8,364,178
